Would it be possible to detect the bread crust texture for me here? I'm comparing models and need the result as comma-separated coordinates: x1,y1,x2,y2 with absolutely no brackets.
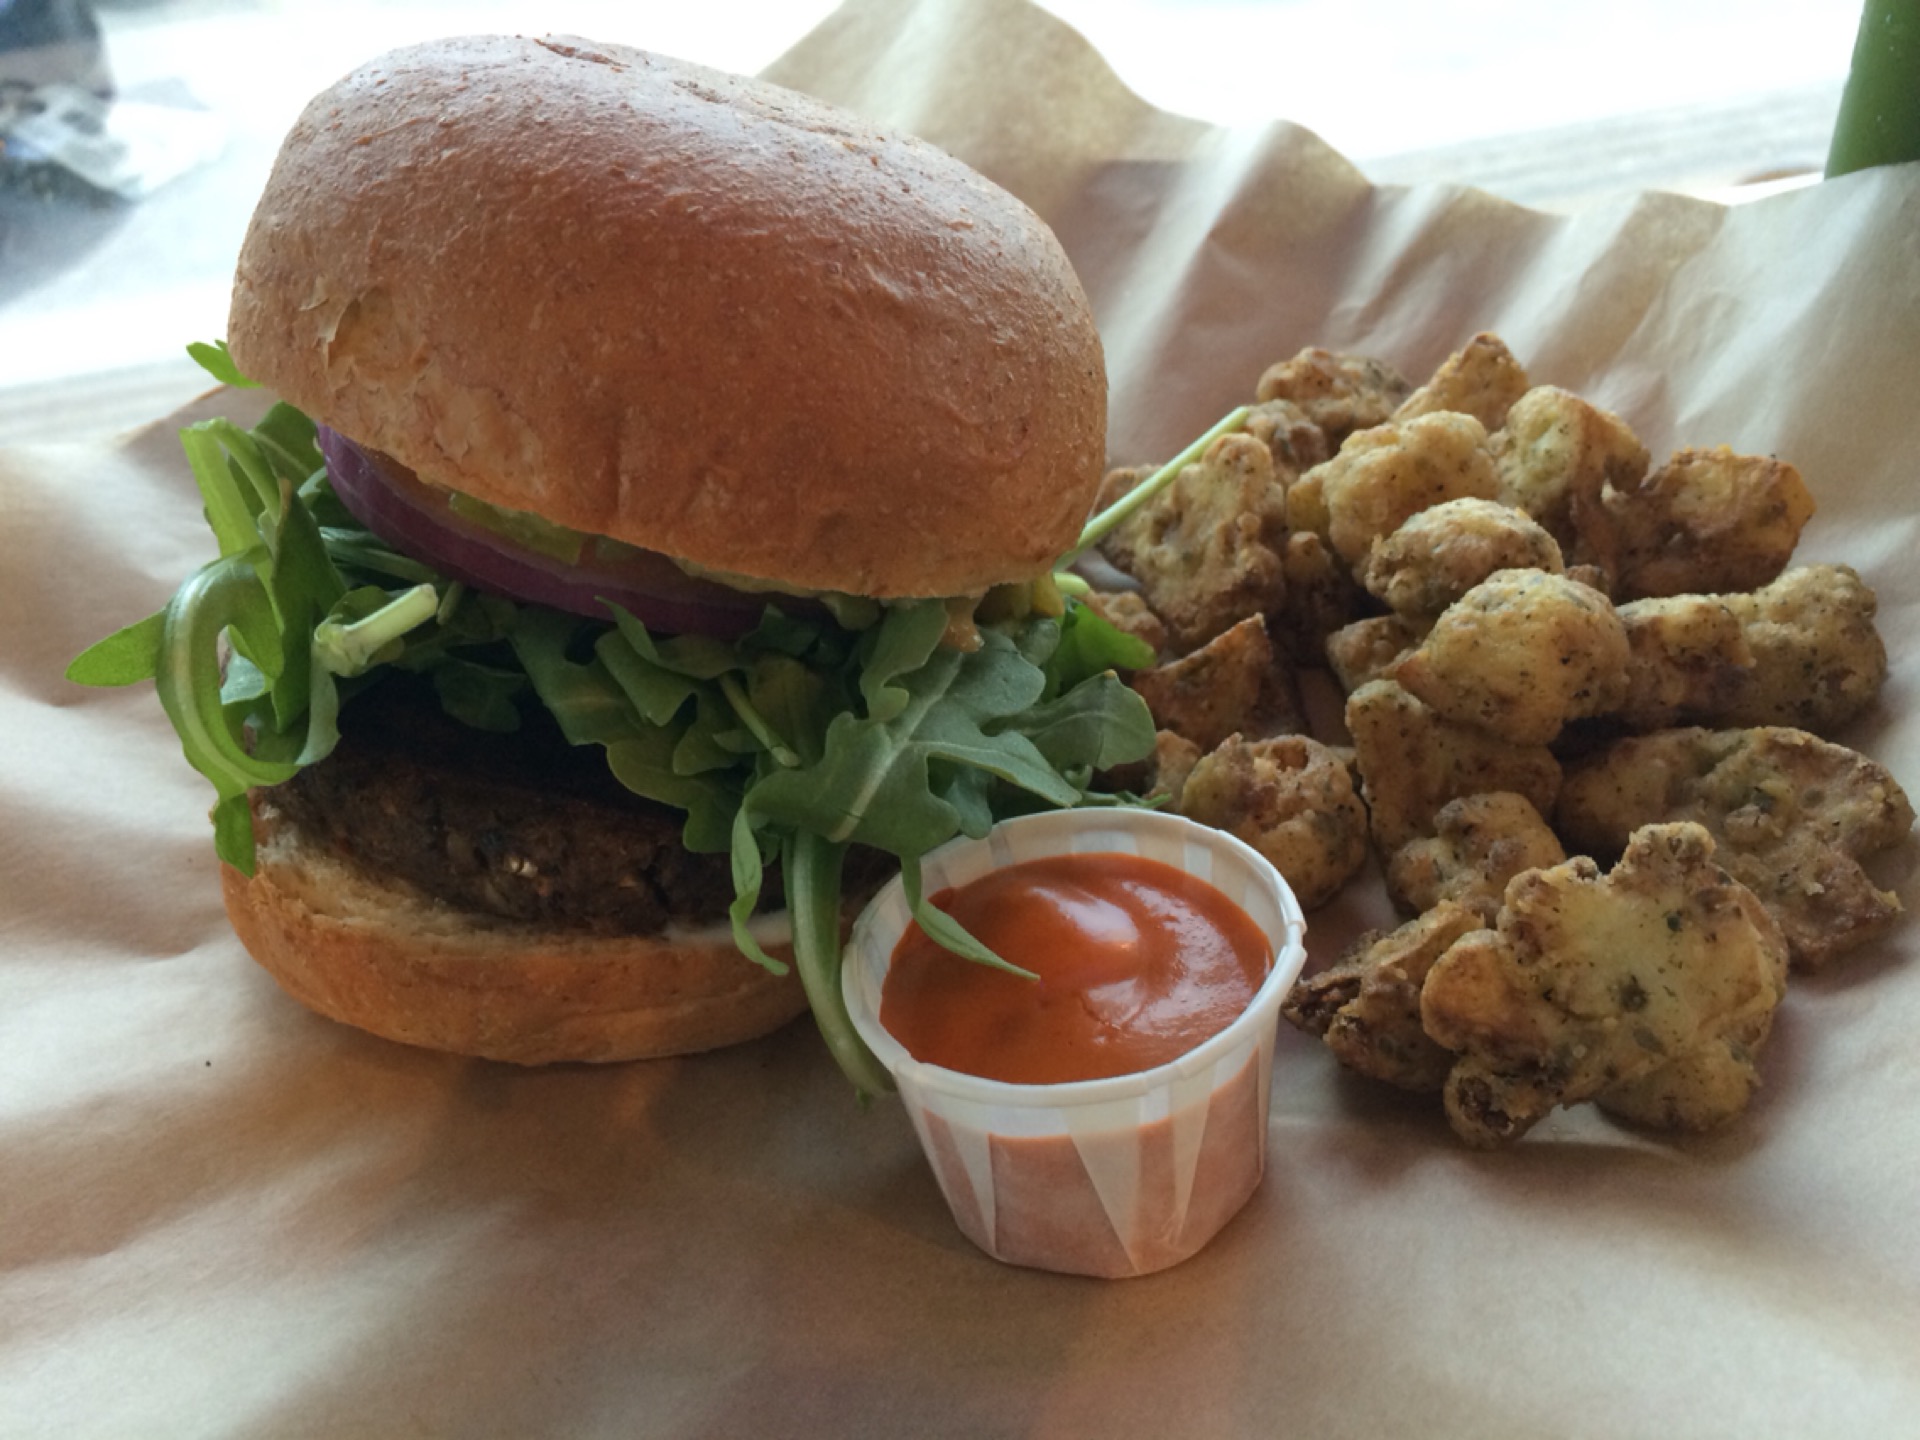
221,800,809,1064
229,34,1107,598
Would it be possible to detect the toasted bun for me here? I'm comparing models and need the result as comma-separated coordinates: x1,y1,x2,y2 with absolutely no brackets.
221,799,808,1065
228,34,1107,599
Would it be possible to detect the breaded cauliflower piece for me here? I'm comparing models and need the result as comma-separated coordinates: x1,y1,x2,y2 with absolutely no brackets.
1615,593,1756,731
1274,529,1369,661
1386,791,1567,920
1556,726,1915,970
1605,445,1816,601
1314,412,1502,567
1144,729,1203,806
1325,613,1428,694
1175,734,1369,910
1255,347,1412,450
1491,385,1649,573
1719,564,1888,734
1612,566,1888,734
1129,614,1287,751
1359,496,1565,619
1594,1020,1778,1133
1345,679,1563,853
1099,431,1288,654
1393,333,1532,432
1244,397,1332,477
1284,467,1331,538
1389,569,1630,745
1282,901,1484,1092
1421,822,1790,1148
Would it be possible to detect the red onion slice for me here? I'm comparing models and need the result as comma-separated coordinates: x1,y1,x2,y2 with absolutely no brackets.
317,426,783,639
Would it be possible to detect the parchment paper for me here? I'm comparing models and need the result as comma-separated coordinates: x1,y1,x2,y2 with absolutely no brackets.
7,1,1919,1435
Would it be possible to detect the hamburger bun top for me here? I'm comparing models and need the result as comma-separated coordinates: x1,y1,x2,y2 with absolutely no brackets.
227,34,1107,599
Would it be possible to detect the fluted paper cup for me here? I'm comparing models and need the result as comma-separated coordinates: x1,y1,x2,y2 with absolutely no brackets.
844,809,1308,1278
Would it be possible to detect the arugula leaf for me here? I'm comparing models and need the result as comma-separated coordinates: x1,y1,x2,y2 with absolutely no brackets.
603,728,742,854
745,628,1078,856
595,623,710,726
726,805,782,974
785,830,894,1099
1000,670,1155,775
900,853,1036,980
430,659,525,733
1047,600,1156,696
66,608,166,686
186,339,259,389
857,600,949,723
510,608,646,747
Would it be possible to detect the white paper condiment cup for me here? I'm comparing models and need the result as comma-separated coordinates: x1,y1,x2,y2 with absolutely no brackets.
843,809,1308,1279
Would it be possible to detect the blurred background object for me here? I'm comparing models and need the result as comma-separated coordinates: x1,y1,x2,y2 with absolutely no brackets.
1826,0,1920,176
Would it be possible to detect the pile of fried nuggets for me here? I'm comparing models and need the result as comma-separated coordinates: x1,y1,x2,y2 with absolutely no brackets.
1089,333,1914,1149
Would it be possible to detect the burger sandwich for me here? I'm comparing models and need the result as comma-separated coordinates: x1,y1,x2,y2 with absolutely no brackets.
68,34,1161,1091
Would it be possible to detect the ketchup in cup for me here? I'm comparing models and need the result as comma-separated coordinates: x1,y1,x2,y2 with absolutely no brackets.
880,853,1274,1084
843,810,1308,1278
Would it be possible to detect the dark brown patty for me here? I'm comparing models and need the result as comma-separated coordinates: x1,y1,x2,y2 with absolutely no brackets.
270,673,744,935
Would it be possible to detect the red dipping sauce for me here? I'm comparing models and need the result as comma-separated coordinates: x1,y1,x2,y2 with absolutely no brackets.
878,852,1273,1085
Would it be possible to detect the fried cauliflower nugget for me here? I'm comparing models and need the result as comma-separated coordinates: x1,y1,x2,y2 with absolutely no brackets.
1284,467,1331,538
1393,332,1532,432
1099,432,1288,654
1274,529,1370,661
1283,901,1483,1093
1719,564,1888,733
1314,412,1502,567
1144,729,1204,805
1421,822,1790,1148
1359,496,1565,619
1244,397,1333,476
1389,569,1630,745
1129,614,1297,751
1612,566,1887,733
1594,1019,1779,1133
1557,726,1915,970
1255,347,1412,450
1345,679,1563,853
1615,593,1756,731
1387,791,1567,920
1175,734,1369,910
1605,445,1816,601
1325,613,1427,694
1490,384,1649,574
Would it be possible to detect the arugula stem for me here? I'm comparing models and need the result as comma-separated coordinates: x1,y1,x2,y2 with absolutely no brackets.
1063,406,1251,561
784,830,895,1098
719,672,801,768
435,581,467,626
205,418,284,517
313,584,440,676
155,554,302,797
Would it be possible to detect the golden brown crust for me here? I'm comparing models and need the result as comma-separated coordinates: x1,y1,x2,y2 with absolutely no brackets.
228,35,1105,598
221,801,808,1064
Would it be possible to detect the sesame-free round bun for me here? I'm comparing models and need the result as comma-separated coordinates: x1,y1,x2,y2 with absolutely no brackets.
222,799,809,1065
227,34,1107,599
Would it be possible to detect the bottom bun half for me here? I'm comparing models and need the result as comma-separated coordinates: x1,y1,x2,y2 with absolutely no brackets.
220,800,809,1065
